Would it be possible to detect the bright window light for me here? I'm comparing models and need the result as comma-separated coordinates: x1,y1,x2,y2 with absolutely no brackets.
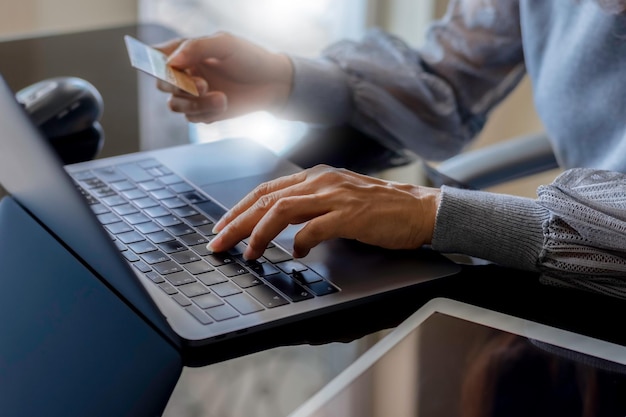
141,0,368,154
190,112,309,156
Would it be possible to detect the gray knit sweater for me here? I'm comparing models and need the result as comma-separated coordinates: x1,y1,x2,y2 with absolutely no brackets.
283,0,626,297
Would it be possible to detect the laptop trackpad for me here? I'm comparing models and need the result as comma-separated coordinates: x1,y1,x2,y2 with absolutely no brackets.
200,171,295,209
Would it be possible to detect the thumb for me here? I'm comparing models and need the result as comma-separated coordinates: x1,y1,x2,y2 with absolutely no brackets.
167,35,233,69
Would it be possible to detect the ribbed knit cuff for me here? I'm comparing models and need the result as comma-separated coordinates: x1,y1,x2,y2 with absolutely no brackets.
431,186,550,272
280,56,352,125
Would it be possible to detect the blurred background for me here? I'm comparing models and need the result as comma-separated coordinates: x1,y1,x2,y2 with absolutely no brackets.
0,1,555,416
0,0,554,196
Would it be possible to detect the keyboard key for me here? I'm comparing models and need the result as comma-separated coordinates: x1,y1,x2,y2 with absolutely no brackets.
159,282,178,295
141,251,170,265
153,261,184,275
93,186,117,198
183,260,214,275
145,271,165,284
161,197,187,209
275,260,308,274
264,273,313,302
112,204,138,216
127,241,157,254
218,262,248,277
133,261,152,273
262,247,293,263
147,231,175,244
178,282,210,298
159,174,183,185
104,221,133,235
134,197,159,209
171,206,199,218
122,189,147,200
193,293,223,309
225,292,264,315
164,270,196,286
135,221,162,234
231,273,263,288
111,180,135,192
305,280,340,296
169,182,194,193
117,231,144,244
195,200,227,222
102,195,126,206
170,250,201,264
246,284,290,308
180,233,208,246
158,240,187,254
71,170,96,181
245,259,280,277
124,212,151,225
155,215,182,227
147,167,165,177
117,162,153,182
206,304,239,321
151,189,176,200
211,281,242,297
90,203,109,215
195,224,216,236
185,305,213,325
171,293,192,307
227,242,248,256
291,269,324,285
137,159,161,169
122,251,140,262
139,180,164,192
182,191,207,204
190,243,212,256
167,223,195,236
145,206,170,218
185,214,212,227
205,252,236,267
196,270,228,286
94,167,126,183
97,212,120,225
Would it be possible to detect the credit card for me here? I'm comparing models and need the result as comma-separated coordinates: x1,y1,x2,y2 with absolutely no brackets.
124,35,199,96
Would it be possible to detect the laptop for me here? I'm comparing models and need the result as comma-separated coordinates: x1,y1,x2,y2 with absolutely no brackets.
0,74,460,362
288,297,626,417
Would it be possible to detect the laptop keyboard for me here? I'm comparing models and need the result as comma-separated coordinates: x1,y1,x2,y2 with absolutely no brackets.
70,158,338,326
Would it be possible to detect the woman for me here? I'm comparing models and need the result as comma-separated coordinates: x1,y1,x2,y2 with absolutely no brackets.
156,0,626,298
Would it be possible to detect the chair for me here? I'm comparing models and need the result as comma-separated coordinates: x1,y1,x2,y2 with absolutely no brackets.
421,132,558,190
286,126,559,191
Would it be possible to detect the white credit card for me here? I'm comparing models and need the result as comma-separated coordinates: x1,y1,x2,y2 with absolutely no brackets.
124,35,199,96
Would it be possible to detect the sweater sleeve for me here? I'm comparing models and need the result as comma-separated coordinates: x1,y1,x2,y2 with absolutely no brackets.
282,0,526,161
432,168,626,298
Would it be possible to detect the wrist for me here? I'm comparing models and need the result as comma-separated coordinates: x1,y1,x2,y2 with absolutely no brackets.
270,53,294,112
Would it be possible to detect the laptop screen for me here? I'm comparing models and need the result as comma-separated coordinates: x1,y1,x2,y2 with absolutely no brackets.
289,298,626,417
0,74,174,341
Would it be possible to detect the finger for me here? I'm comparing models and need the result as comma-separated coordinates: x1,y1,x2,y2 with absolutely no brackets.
209,188,322,258
292,211,344,258
157,76,209,96
245,194,332,259
152,37,187,55
213,171,307,232
168,91,227,116
167,34,235,69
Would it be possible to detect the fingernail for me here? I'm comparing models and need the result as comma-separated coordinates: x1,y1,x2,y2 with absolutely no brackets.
211,94,227,112
206,235,220,253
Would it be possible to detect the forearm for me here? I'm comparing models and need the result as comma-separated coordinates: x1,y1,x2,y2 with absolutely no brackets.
431,186,548,272
432,168,626,298
280,56,353,126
